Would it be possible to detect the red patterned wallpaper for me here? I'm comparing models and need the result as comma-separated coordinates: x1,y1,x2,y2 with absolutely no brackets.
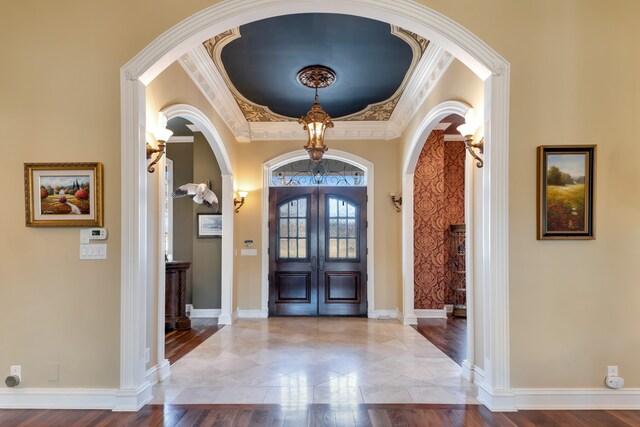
414,130,465,309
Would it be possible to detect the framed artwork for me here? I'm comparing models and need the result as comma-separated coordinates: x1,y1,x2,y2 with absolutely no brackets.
197,213,222,238
24,162,103,227
537,145,596,240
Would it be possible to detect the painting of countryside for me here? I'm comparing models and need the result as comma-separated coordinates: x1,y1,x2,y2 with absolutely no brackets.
39,175,91,215
545,153,587,232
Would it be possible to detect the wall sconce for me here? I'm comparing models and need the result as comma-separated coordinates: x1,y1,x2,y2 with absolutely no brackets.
234,191,248,213
457,108,484,168
147,112,173,173
389,192,402,212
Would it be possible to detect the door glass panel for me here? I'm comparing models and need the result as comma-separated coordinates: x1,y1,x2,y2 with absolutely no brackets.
277,196,308,259
327,196,358,260
329,238,338,258
329,219,337,237
347,219,356,237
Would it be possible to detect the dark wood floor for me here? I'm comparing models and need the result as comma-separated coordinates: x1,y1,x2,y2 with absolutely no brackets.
165,318,222,365
1,404,638,426
412,316,467,366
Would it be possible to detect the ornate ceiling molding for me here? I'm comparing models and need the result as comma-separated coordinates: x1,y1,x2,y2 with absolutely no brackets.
180,26,453,142
202,24,429,123
179,45,251,142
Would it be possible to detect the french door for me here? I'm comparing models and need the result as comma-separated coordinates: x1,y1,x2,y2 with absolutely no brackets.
269,186,367,316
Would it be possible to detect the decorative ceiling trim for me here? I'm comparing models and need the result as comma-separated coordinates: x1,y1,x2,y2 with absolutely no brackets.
249,121,391,141
444,134,464,141
181,26,452,142
386,43,454,138
167,136,195,143
185,124,200,132
202,24,429,123
179,45,251,142
203,28,293,123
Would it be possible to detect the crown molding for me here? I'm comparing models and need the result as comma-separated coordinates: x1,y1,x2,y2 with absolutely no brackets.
250,120,392,141
182,31,452,142
179,45,251,142
444,134,464,141
185,124,200,132
167,136,194,143
387,44,454,138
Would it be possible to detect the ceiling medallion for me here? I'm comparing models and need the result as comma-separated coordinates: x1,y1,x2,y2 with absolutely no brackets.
297,66,336,164
296,66,337,90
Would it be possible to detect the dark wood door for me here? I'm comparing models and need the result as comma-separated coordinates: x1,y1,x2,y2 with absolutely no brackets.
269,186,367,316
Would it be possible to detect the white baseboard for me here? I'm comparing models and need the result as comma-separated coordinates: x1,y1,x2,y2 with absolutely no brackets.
368,309,399,319
0,381,153,411
236,309,268,318
513,388,640,410
444,304,453,314
414,308,447,319
190,308,221,318
402,311,418,325
476,383,517,412
145,359,171,385
0,388,118,410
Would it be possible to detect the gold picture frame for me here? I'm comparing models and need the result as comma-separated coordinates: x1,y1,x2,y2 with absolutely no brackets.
24,162,104,227
537,145,596,240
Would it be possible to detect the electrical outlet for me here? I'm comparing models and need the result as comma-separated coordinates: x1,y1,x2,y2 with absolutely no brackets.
10,365,21,379
608,366,618,377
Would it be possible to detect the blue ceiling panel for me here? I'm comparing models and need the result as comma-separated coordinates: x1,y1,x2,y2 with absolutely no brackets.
220,14,414,119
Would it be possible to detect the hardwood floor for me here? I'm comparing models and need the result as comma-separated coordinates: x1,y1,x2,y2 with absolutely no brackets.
165,318,222,365
412,316,467,366
1,404,638,426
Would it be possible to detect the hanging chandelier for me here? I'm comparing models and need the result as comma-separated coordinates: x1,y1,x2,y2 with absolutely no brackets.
297,66,336,163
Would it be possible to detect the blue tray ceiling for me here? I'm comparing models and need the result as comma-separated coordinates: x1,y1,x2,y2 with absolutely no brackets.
219,14,415,119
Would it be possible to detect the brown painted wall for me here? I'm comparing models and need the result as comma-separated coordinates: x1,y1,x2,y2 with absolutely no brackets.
413,130,465,309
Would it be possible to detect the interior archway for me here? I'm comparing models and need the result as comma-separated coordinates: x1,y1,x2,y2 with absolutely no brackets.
261,149,375,318
120,0,511,411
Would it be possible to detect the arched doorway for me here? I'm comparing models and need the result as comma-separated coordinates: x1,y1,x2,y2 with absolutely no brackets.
262,150,375,317
120,0,511,411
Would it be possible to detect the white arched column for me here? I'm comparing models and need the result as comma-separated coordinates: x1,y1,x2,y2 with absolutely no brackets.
161,104,234,326
402,100,472,325
120,0,511,412
261,150,375,318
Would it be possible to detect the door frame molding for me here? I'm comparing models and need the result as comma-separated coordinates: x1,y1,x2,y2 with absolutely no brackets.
262,149,375,317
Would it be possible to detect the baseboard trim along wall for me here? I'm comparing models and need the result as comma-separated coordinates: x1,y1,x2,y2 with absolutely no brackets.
145,360,171,385
368,309,399,319
414,308,447,318
186,305,222,318
512,388,640,410
235,309,268,318
0,388,118,410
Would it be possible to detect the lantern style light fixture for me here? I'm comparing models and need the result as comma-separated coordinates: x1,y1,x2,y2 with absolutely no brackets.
297,66,336,164
147,112,173,173
457,108,484,168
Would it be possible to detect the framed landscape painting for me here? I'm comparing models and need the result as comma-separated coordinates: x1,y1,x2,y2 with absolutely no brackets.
537,146,596,240
197,213,222,238
24,162,103,227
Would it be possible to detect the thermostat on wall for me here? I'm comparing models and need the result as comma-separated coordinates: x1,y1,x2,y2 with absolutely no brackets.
80,228,108,243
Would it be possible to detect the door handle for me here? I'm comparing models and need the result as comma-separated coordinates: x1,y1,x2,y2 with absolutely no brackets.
319,256,325,271
311,256,317,271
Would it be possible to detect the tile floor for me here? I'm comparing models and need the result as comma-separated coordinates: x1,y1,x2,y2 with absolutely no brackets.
151,317,478,405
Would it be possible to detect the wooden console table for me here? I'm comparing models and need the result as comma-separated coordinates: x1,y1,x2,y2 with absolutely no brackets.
165,261,191,331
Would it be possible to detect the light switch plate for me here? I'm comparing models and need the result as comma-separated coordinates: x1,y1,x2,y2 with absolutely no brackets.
80,244,107,260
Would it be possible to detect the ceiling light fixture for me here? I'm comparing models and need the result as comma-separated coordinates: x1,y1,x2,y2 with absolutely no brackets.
456,108,484,168
297,66,336,164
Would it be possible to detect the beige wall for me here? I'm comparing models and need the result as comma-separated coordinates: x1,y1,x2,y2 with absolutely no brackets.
234,139,402,312
1,0,638,392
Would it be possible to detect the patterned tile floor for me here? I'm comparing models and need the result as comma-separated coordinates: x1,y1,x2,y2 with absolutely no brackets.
151,317,478,405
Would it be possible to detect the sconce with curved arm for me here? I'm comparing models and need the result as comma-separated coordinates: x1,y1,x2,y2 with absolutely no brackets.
457,108,484,168
234,191,248,213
